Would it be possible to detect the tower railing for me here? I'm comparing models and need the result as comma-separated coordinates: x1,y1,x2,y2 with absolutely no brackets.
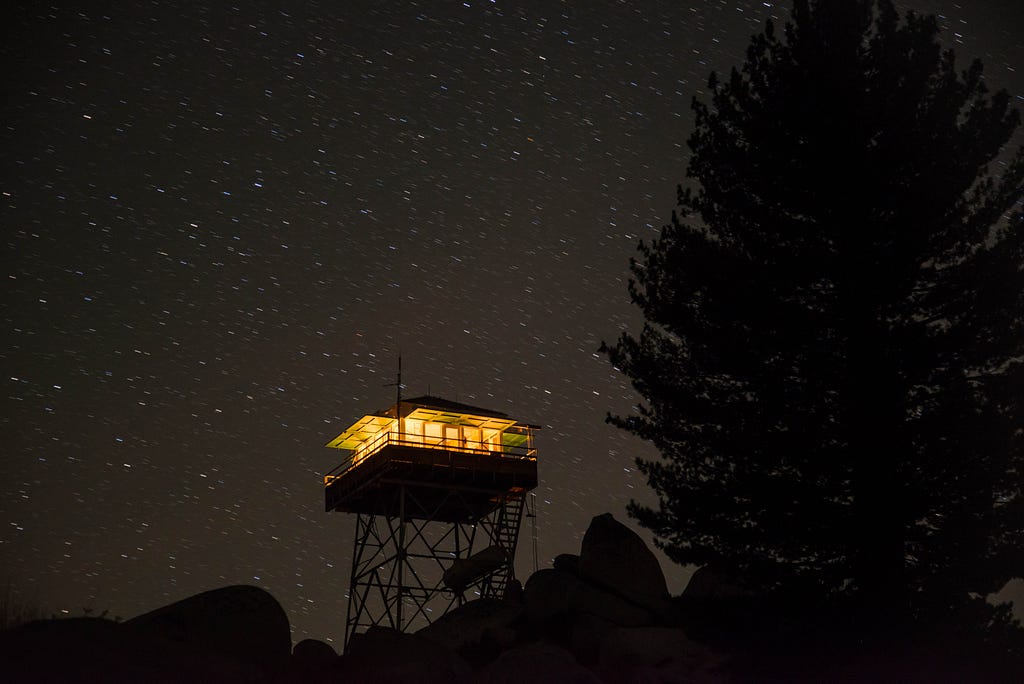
323,430,537,487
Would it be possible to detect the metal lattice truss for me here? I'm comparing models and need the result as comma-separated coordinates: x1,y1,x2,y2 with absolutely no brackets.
344,484,526,643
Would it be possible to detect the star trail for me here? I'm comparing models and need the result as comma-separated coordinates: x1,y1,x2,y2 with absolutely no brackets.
3,1,1021,645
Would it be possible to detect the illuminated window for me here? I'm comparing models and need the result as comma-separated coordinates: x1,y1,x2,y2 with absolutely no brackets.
424,421,443,446
326,404,536,468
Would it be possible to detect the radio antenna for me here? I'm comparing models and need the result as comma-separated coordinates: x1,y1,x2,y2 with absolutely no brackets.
383,353,403,420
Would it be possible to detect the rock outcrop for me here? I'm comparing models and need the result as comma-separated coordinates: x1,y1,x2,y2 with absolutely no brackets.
475,641,604,684
339,626,472,683
0,612,271,683
578,512,673,619
291,636,338,679
682,564,753,601
525,568,657,628
595,626,726,684
403,513,726,681
124,584,291,674
416,597,523,654
0,513,734,683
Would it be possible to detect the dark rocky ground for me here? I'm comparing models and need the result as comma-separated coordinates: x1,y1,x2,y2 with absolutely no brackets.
3,513,1022,682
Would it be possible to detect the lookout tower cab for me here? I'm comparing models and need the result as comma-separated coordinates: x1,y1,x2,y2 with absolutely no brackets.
324,395,538,643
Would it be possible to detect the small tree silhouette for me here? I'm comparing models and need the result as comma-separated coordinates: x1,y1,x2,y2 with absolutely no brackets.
0,581,45,631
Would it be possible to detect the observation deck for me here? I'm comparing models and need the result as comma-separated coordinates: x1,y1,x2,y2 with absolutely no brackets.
324,396,538,522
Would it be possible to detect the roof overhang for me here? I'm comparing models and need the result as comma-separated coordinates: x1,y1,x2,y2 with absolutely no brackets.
404,407,516,432
325,414,395,450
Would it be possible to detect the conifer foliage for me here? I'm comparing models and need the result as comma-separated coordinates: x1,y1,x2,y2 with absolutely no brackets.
604,0,1024,616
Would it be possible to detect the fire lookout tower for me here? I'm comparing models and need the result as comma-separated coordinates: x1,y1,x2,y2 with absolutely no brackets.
324,395,539,644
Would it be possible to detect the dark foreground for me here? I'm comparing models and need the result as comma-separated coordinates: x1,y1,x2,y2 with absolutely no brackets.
3,514,1022,683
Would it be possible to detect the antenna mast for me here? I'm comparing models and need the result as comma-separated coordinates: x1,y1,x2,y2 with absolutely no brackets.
383,354,403,420
395,354,402,414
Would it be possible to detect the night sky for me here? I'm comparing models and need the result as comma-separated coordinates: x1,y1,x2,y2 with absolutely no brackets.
4,1,1022,646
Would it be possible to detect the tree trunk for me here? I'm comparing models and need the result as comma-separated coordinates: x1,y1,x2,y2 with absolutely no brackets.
846,306,909,630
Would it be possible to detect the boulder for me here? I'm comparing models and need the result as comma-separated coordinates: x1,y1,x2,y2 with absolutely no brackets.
340,626,471,683
682,565,753,601
572,575,658,628
578,513,672,617
595,626,727,684
475,641,603,684
0,616,259,683
286,638,338,683
554,553,581,575
504,578,525,605
416,598,523,653
567,612,618,666
525,568,657,628
292,637,337,666
124,584,291,674
524,568,574,623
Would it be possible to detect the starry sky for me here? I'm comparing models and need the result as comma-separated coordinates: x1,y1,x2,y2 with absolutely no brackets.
3,1,1022,646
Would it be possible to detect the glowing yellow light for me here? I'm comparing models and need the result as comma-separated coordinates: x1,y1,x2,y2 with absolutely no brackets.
324,414,395,450
325,407,535,470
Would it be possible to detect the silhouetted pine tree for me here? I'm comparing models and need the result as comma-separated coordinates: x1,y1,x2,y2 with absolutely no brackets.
604,0,1024,624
